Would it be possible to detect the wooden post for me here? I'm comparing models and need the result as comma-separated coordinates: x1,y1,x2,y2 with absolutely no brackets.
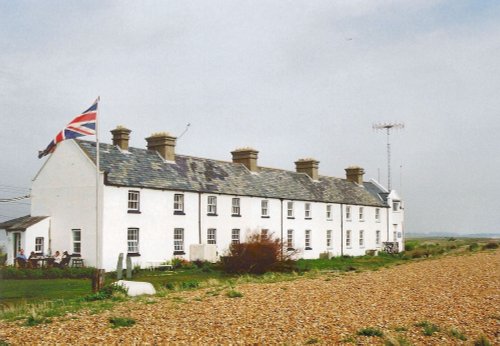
92,269,105,293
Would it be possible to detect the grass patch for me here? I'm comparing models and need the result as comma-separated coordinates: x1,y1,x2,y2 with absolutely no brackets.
24,314,51,326
357,327,384,337
226,289,243,298
0,278,92,305
415,321,439,336
449,327,467,341
305,337,319,344
473,335,491,346
109,316,136,328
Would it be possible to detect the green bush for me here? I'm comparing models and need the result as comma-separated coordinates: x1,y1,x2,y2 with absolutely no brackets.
109,316,136,328
482,241,498,250
415,321,439,336
226,289,243,298
469,243,480,251
473,335,491,346
0,267,95,280
357,327,384,337
83,283,128,301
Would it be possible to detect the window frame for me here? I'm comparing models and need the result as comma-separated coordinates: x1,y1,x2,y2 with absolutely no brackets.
231,198,241,216
207,196,217,216
174,228,185,254
326,204,332,220
261,229,269,240
305,203,312,219
231,229,240,244
35,237,44,255
127,228,140,254
207,228,217,245
346,230,352,248
392,201,400,212
359,207,364,221
127,190,140,213
359,230,364,248
326,230,332,248
174,194,185,215
345,206,351,221
375,208,381,222
261,200,269,218
287,229,294,250
376,230,381,246
305,229,312,250
287,201,294,219
72,229,81,255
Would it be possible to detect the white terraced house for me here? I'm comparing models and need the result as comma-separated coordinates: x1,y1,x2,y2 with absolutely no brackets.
0,126,404,271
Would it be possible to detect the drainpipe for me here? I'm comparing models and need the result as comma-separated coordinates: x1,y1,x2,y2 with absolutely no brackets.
386,207,390,242
198,192,202,244
340,204,344,256
280,199,284,260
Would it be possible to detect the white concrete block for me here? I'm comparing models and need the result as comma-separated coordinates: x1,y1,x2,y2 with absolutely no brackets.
115,280,156,297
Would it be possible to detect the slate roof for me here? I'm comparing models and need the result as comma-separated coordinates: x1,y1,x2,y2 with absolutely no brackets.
77,140,388,207
0,215,48,231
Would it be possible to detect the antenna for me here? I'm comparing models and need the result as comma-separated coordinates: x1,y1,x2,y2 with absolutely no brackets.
178,123,191,140
373,122,404,191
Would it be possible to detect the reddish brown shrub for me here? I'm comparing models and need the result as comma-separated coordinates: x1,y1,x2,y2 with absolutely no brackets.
221,232,286,274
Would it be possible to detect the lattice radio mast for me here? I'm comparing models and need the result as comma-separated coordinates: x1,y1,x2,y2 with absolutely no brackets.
373,122,404,191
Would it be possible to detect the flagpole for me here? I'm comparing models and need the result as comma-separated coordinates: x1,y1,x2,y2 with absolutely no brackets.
95,97,101,270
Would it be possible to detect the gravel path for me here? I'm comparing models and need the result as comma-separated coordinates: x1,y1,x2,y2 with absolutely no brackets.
1,250,499,345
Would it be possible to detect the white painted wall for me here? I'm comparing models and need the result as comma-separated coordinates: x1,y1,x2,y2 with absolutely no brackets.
31,140,100,267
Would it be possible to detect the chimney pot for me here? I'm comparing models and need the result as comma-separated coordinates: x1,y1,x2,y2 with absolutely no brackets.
345,166,365,185
111,126,131,151
295,158,320,180
231,147,259,172
146,132,176,161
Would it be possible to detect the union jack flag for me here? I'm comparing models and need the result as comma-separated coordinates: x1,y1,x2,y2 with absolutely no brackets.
38,98,99,158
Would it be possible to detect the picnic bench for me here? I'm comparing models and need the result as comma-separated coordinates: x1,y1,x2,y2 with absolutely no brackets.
146,261,173,271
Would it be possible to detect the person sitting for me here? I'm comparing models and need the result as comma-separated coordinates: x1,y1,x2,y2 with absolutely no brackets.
15,249,27,268
53,251,62,268
59,251,71,268
28,251,39,268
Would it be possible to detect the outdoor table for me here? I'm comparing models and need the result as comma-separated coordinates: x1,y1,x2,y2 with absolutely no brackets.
71,258,84,268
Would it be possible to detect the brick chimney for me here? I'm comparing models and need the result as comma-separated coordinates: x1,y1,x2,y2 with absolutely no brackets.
111,126,131,151
295,158,319,180
231,148,259,172
345,166,365,185
146,132,177,161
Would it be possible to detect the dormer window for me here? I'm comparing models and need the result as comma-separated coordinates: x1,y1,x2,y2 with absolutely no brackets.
392,201,401,212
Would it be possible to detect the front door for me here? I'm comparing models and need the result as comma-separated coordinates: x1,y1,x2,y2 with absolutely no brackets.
13,232,21,257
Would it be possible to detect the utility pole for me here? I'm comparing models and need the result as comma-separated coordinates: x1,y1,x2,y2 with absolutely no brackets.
373,122,404,191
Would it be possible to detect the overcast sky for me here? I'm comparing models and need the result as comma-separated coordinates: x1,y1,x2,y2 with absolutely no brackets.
1,0,499,234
